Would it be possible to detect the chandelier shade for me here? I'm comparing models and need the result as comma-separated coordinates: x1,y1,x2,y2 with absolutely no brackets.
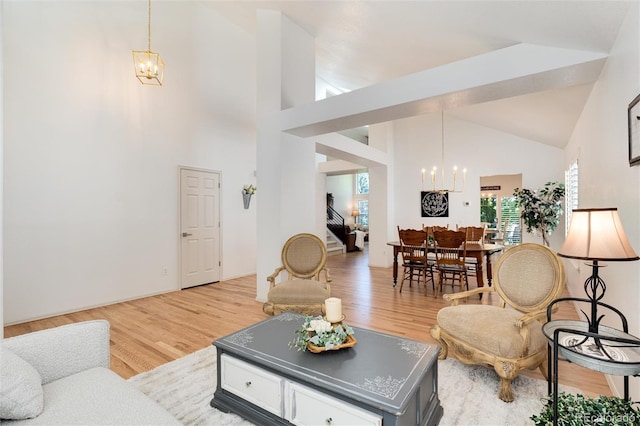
133,0,164,86
133,50,165,85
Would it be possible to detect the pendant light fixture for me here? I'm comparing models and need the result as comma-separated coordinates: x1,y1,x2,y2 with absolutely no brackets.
423,111,466,193
132,0,165,86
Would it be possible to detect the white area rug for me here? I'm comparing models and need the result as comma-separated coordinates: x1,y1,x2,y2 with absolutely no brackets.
128,346,580,425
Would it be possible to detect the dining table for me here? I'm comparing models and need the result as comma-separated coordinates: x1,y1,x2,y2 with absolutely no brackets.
386,241,504,288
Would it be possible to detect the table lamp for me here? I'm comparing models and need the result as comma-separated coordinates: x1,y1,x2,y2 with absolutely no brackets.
352,210,359,225
557,208,639,334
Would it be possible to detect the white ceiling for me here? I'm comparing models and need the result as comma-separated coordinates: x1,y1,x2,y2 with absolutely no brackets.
206,1,632,148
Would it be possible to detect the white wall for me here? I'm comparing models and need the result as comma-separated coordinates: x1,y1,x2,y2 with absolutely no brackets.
564,2,640,399
391,113,565,247
0,2,4,336
327,175,356,226
3,1,258,324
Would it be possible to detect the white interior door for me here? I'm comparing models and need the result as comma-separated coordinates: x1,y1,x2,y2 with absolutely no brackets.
180,168,221,289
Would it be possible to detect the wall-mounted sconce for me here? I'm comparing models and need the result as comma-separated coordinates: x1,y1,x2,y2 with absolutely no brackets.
242,184,256,209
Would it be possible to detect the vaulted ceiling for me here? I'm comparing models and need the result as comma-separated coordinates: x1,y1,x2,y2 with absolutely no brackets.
207,1,632,149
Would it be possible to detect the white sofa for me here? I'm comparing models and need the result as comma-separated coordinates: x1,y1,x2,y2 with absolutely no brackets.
1,320,180,425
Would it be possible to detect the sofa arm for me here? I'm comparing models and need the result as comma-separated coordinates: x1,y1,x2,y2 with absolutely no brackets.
3,320,110,385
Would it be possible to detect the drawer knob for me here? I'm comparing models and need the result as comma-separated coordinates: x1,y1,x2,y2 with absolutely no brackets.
325,418,333,425
245,381,252,387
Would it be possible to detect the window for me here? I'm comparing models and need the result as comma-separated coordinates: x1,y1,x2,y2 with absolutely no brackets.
480,196,498,228
356,172,369,195
480,194,520,245
354,171,369,227
500,196,521,245
357,200,369,226
565,160,579,236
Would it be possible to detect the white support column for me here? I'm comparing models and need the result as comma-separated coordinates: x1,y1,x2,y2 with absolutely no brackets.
256,10,316,302
368,122,395,268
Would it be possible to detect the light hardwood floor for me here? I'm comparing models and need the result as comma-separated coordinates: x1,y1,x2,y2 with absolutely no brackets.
4,246,612,397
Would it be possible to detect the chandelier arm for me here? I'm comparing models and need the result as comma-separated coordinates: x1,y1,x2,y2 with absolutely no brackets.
441,111,445,191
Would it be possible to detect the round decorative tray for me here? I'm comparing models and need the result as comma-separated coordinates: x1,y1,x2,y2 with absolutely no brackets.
307,334,357,353
543,320,640,376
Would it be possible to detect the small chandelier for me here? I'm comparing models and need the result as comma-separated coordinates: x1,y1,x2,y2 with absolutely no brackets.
132,0,165,86
422,110,466,193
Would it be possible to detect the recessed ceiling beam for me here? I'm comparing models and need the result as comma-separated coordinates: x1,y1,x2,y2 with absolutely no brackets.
315,133,388,168
281,43,607,137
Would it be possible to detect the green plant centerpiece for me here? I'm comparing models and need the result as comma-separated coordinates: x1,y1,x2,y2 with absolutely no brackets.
513,181,565,246
289,315,355,352
531,392,639,426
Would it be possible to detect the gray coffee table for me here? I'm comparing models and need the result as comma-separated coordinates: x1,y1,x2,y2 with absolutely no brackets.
211,312,443,426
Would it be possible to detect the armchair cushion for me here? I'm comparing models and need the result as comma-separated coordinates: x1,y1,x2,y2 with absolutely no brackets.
437,305,546,359
0,347,44,420
267,280,330,305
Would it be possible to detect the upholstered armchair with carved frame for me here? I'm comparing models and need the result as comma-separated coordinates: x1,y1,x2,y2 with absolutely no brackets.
430,243,565,402
263,233,332,316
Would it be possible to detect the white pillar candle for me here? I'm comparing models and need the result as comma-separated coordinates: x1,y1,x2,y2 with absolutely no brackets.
325,297,343,323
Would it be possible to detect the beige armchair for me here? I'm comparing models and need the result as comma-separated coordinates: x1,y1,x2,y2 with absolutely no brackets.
430,243,565,402
262,233,332,316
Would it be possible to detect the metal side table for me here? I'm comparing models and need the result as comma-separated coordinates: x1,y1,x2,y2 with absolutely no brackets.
543,297,640,426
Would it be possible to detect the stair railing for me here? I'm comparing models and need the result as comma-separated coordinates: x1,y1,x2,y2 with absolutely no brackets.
326,206,348,245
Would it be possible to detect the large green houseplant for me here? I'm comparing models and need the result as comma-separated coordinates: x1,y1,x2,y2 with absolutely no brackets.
513,181,565,246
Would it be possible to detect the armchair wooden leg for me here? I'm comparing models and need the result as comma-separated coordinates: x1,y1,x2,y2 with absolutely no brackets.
429,325,449,360
498,377,515,403
494,361,517,402
263,303,275,316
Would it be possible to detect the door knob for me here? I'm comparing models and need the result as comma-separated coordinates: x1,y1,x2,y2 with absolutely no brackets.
182,232,192,237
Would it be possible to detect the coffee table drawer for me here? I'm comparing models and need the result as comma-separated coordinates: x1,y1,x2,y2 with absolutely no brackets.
287,382,382,426
220,355,284,416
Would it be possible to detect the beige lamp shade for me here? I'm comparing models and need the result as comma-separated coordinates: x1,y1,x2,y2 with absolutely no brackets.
558,208,639,261
352,210,360,217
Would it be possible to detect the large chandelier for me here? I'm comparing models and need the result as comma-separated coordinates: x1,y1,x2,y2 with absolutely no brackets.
422,111,466,193
132,0,165,86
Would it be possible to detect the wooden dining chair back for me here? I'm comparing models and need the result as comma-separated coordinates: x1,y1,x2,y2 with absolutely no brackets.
397,227,434,293
422,224,448,241
459,225,486,244
458,225,486,280
433,229,469,294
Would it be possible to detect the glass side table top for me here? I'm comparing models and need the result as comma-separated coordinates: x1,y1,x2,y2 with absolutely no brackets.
543,320,640,376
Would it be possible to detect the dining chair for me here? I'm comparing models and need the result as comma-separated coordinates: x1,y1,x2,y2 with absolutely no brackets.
458,225,486,280
397,227,434,293
488,220,508,244
433,229,469,295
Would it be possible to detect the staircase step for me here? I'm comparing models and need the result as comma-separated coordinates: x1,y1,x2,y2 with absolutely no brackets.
326,245,343,256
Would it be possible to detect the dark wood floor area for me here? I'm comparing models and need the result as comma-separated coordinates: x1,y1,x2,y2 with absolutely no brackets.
4,246,612,397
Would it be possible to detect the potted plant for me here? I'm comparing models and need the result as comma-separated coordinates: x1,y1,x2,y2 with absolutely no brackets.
531,392,639,425
513,181,565,246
